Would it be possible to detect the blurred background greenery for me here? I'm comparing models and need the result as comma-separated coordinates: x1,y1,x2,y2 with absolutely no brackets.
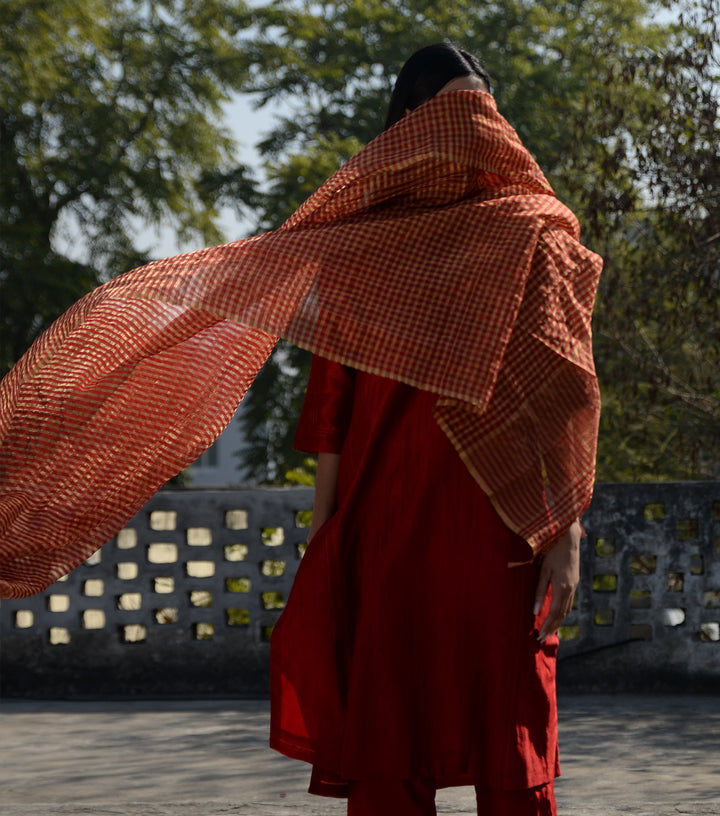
1,0,718,483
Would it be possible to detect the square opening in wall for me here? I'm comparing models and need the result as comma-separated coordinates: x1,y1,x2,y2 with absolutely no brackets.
187,527,212,546
594,608,615,626
117,562,139,580
186,561,215,578
226,577,251,593
148,543,178,564
595,537,615,557
48,594,70,613
262,527,285,547
661,608,685,626
224,544,248,562
194,622,214,640
155,608,179,624
262,591,285,610
700,622,720,642
592,574,618,592
644,503,665,522
630,589,652,609
14,610,34,629
150,510,177,531
261,560,286,577
227,608,250,626
666,573,684,592
154,577,175,594
703,591,720,609
82,610,106,629
49,627,71,645
677,519,699,540
117,593,142,610
116,529,137,549
83,579,104,597
225,510,248,530
630,554,657,575
122,624,147,643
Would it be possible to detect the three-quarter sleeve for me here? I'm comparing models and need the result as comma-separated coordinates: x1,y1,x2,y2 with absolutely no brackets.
294,355,357,454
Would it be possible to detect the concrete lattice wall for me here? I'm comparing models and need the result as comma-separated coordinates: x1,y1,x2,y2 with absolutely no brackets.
1,483,719,697
560,482,720,691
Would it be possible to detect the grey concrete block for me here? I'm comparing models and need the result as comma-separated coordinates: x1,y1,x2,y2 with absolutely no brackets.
2,482,720,697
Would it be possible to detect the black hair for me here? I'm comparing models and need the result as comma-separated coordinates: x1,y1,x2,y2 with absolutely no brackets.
384,43,491,131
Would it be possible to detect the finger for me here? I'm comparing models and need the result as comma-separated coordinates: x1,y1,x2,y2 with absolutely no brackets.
538,588,575,641
537,604,560,641
533,564,551,617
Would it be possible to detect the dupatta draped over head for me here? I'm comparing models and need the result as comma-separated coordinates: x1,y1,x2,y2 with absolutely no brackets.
0,91,602,599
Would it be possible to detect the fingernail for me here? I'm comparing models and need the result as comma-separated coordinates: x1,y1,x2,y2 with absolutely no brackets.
533,601,541,616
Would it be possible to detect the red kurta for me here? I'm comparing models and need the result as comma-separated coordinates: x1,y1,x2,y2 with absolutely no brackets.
270,356,560,797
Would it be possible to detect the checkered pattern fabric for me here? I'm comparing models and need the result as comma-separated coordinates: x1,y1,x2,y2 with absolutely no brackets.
0,91,601,598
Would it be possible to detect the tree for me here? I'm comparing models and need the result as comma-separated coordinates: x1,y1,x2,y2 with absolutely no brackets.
239,341,313,483
0,0,256,375
564,0,720,479
237,0,719,482
238,0,668,209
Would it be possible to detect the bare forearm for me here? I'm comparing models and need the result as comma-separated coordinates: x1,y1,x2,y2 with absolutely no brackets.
308,452,341,541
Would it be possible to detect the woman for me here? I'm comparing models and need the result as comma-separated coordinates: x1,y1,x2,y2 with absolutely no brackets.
269,44,591,816
0,40,597,813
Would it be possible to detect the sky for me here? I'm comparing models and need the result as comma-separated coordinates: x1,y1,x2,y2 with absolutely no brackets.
146,91,282,258
53,90,280,265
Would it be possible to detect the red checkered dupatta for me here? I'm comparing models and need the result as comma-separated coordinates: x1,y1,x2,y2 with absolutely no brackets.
0,90,601,598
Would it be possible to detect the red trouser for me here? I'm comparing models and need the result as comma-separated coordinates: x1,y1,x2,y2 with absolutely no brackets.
347,779,556,816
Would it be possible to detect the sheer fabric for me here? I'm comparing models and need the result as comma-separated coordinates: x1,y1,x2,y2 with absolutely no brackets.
0,90,601,598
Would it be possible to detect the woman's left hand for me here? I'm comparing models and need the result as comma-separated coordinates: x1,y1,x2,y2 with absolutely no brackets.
533,520,582,642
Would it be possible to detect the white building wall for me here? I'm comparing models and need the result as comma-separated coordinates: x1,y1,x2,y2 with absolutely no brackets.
187,406,250,487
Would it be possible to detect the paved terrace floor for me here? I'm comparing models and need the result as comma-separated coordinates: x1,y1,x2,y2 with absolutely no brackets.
1,694,719,816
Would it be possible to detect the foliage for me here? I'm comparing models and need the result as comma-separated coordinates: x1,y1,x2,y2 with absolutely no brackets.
4,0,716,483
564,0,720,479
237,0,719,482
239,340,313,483
0,0,256,374
285,456,318,487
